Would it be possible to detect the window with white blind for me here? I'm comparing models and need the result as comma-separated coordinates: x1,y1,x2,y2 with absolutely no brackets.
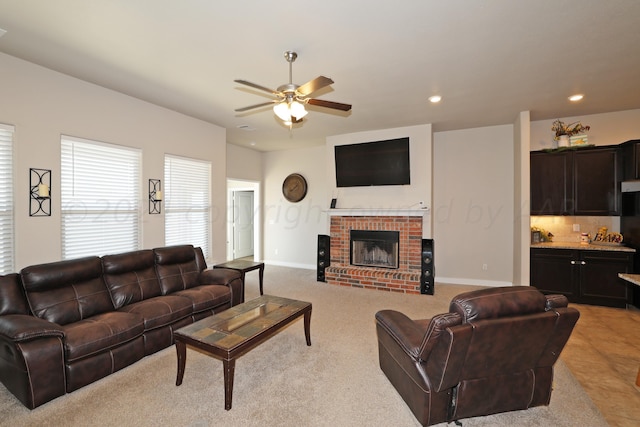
164,155,211,259
61,136,141,259
0,124,14,274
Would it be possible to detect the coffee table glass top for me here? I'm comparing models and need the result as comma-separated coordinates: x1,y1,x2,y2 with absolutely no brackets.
175,295,310,351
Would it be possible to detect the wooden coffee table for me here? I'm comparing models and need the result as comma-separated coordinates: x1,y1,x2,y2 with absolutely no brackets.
174,295,312,410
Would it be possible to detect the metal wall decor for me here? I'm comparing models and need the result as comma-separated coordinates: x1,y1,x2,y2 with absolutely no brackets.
30,168,51,216
149,179,162,214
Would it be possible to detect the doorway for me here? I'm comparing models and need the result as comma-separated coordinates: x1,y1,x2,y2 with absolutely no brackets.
226,179,261,261
233,190,254,259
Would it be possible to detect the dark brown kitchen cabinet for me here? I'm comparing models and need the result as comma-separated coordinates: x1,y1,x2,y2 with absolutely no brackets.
621,139,640,180
530,146,621,215
530,151,571,215
530,247,633,308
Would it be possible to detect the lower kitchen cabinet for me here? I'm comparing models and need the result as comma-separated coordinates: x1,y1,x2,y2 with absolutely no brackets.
530,247,633,308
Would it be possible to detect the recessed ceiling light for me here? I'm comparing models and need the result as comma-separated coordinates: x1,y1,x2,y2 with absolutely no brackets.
428,95,442,103
568,94,584,102
250,141,256,146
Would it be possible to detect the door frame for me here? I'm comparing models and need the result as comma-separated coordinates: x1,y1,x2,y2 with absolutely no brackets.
226,179,261,262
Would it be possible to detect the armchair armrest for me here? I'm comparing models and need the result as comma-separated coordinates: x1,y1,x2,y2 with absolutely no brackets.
545,294,569,310
375,310,426,359
0,314,65,342
199,268,243,306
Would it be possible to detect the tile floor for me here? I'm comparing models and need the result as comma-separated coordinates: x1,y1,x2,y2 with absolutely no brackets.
561,303,640,427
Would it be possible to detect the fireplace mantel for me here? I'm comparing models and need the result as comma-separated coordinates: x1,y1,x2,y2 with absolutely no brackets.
326,208,428,217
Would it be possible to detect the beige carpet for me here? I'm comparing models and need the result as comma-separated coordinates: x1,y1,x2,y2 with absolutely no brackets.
0,266,607,426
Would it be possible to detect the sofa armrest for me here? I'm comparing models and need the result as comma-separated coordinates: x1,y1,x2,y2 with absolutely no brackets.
0,314,67,409
0,314,65,342
199,268,243,306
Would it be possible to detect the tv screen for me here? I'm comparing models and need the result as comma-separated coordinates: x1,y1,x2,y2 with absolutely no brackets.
334,137,410,187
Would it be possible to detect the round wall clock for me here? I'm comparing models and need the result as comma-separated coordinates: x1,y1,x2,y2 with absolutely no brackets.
282,173,308,202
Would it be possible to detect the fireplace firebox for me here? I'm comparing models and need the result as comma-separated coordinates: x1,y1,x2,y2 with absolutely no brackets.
350,230,399,269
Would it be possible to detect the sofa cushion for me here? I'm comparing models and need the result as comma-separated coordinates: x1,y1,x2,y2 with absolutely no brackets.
61,311,144,362
154,245,202,295
117,295,193,330
172,284,232,314
102,250,162,309
0,274,29,315
21,257,114,325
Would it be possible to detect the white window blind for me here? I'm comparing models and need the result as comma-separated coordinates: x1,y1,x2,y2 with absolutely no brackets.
61,136,141,259
0,124,14,274
164,155,211,258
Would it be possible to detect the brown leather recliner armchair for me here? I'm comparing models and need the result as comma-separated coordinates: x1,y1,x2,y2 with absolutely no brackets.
375,286,579,426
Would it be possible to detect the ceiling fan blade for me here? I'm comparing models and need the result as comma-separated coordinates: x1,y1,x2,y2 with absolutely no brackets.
235,100,278,112
296,76,334,97
234,79,280,96
307,98,352,112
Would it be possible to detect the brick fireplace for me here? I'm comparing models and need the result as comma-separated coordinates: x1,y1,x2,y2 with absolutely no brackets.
325,211,424,294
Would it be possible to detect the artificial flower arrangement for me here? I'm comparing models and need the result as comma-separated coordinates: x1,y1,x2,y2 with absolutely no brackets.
551,119,590,140
531,226,554,242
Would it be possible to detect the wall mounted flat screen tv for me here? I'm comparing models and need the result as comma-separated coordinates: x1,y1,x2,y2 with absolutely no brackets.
334,137,410,187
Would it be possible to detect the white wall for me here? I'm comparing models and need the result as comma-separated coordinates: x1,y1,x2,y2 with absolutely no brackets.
433,125,515,287
227,144,263,182
326,124,433,237
263,145,328,269
513,111,531,286
530,109,640,150
260,124,432,270
0,53,228,269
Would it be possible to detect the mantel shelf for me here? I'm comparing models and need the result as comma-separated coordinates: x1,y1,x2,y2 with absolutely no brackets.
325,208,428,217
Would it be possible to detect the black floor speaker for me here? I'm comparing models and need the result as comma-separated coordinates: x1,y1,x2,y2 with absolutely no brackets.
317,234,330,282
421,239,435,295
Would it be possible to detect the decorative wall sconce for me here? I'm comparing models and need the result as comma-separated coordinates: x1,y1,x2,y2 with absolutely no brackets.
30,168,51,216
149,179,162,214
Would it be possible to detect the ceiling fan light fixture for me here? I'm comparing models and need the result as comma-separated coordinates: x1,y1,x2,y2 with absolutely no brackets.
290,101,308,119
273,100,308,122
273,102,292,121
236,51,351,128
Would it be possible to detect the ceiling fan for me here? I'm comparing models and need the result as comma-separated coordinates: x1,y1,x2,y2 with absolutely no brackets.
234,51,352,126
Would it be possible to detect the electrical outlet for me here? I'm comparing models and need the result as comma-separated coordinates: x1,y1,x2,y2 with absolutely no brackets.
573,224,580,232
275,248,279,255
482,264,488,271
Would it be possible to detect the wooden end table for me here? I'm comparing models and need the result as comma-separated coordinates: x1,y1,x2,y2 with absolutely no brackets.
214,260,264,302
174,295,312,410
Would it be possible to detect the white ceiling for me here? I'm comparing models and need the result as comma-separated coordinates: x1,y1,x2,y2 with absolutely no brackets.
1,1,639,152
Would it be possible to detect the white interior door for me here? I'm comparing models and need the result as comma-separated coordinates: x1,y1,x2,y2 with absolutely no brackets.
233,190,254,259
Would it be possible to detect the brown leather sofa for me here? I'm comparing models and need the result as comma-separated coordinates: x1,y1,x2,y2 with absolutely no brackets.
375,286,579,426
0,245,243,409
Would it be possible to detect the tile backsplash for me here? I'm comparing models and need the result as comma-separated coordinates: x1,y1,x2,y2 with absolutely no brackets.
530,216,620,243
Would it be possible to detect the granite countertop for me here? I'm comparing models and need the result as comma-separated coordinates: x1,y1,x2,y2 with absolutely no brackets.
619,273,640,287
531,241,636,252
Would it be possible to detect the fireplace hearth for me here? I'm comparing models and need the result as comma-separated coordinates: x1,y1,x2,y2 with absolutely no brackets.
350,230,399,269
325,213,423,294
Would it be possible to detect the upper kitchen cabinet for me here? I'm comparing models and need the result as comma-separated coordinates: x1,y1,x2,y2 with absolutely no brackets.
530,146,621,216
620,140,640,180
530,151,571,214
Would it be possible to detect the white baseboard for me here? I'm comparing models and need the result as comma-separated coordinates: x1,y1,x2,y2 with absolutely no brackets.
436,276,514,288
264,260,316,270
